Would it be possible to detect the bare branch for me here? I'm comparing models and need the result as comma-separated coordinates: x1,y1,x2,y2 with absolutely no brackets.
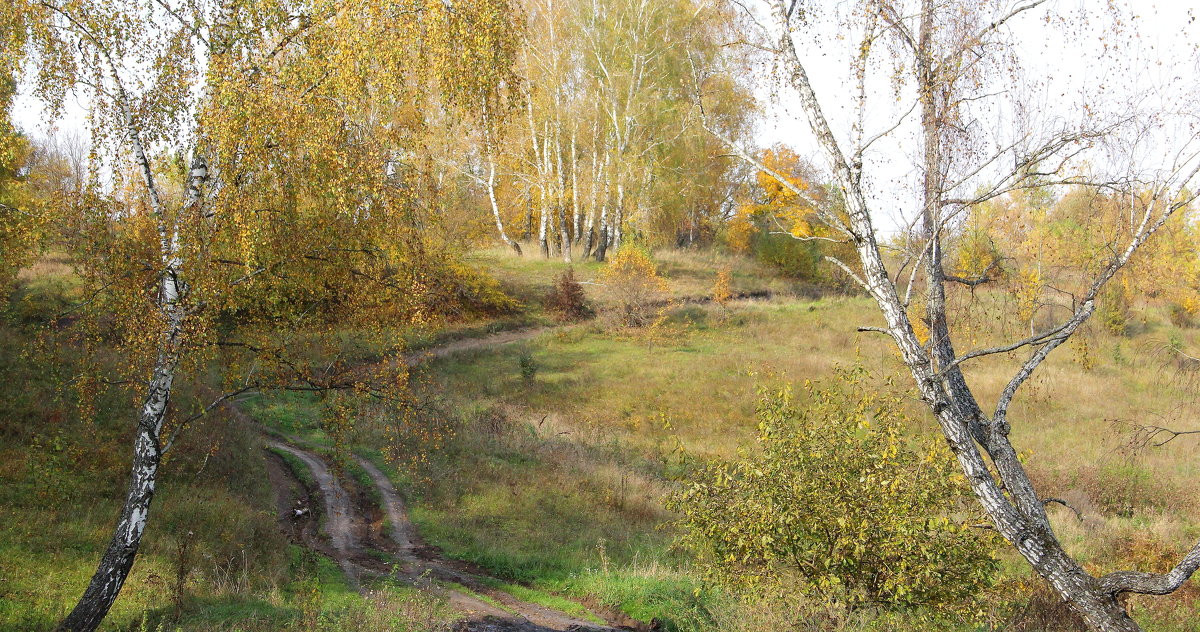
162,384,257,455
943,258,1001,288
824,255,870,294
1042,497,1084,522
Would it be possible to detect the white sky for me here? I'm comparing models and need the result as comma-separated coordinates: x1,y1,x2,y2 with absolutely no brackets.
752,0,1200,231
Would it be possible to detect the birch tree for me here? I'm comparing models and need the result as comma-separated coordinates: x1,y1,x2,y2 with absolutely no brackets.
1,1,518,630
717,1,1200,630
457,0,752,259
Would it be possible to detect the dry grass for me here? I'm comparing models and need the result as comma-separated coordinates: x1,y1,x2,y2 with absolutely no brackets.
409,261,1200,629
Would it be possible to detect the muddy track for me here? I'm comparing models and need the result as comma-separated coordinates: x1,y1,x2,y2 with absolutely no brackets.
268,441,362,588
267,437,624,631
259,306,789,629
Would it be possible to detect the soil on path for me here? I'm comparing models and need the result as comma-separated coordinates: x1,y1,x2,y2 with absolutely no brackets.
403,327,552,366
259,314,735,630
266,437,629,631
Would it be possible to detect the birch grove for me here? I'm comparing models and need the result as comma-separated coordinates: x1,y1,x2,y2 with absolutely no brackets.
454,0,753,259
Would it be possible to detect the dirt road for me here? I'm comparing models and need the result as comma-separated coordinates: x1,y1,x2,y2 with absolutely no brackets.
267,438,625,631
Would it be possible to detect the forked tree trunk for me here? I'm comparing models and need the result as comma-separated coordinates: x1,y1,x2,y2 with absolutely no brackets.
594,186,610,262
583,148,605,260
761,1,1200,629
59,138,204,631
558,206,571,262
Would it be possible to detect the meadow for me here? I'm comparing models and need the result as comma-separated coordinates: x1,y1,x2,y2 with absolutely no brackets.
2,247,1199,631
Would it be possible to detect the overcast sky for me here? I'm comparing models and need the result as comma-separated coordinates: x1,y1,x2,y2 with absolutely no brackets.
752,0,1200,231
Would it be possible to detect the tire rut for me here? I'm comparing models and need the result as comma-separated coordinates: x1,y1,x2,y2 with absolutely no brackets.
268,441,361,589
270,438,624,631
403,327,552,366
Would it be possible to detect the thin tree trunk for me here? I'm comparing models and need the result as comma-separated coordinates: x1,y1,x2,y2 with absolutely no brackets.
594,149,611,262
556,126,571,263
761,1,1164,629
487,155,521,256
524,192,533,241
571,128,581,244
539,198,550,258
584,147,606,260
59,111,206,629
59,302,184,632
594,195,609,262
613,178,624,251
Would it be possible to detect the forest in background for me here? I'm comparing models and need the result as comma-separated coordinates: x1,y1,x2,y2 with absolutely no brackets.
3,1,1200,631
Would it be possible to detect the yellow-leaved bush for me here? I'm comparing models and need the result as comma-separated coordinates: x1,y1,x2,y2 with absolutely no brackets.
600,246,669,328
668,366,1000,615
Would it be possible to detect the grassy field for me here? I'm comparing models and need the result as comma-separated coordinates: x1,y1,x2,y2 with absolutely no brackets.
3,247,1200,630
377,249,1200,630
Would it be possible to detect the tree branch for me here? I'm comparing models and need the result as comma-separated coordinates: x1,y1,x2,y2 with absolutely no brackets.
1101,540,1200,596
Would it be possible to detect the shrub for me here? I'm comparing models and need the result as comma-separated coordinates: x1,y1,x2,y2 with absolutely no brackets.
545,267,593,322
1167,301,1195,328
669,367,999,614
1098,284,1130,336
600,246,669,328
518,351,538,384
711,267,733,308
750,229,822,279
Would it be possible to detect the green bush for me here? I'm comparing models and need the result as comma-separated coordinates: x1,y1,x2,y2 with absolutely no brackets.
748,228,822,280
1098,285,1131,336
517,351,538,384
669,367,999,614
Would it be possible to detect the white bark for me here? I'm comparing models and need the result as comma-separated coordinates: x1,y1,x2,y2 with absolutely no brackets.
752,1,1200,630
487,154,522,256
60,97,205,632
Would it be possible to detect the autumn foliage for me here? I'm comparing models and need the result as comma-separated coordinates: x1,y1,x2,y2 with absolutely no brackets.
726,146,856,286
600,246,669,328
670,367,999,613
948,187,1200,334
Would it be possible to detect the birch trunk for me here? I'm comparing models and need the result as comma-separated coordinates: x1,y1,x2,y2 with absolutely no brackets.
539,198,550,258
571,129,581,243
612,178,624,252
594,150,612,262
59,299,184,632
487,155,522,255
59,112,206,630
555,127,571,262
762,1,1185,629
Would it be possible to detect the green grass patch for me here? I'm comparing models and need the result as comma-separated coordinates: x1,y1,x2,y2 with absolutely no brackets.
269,446,318,492
436,581,516,614
246,391,324,439
477,578,605,624
550,564,720,632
